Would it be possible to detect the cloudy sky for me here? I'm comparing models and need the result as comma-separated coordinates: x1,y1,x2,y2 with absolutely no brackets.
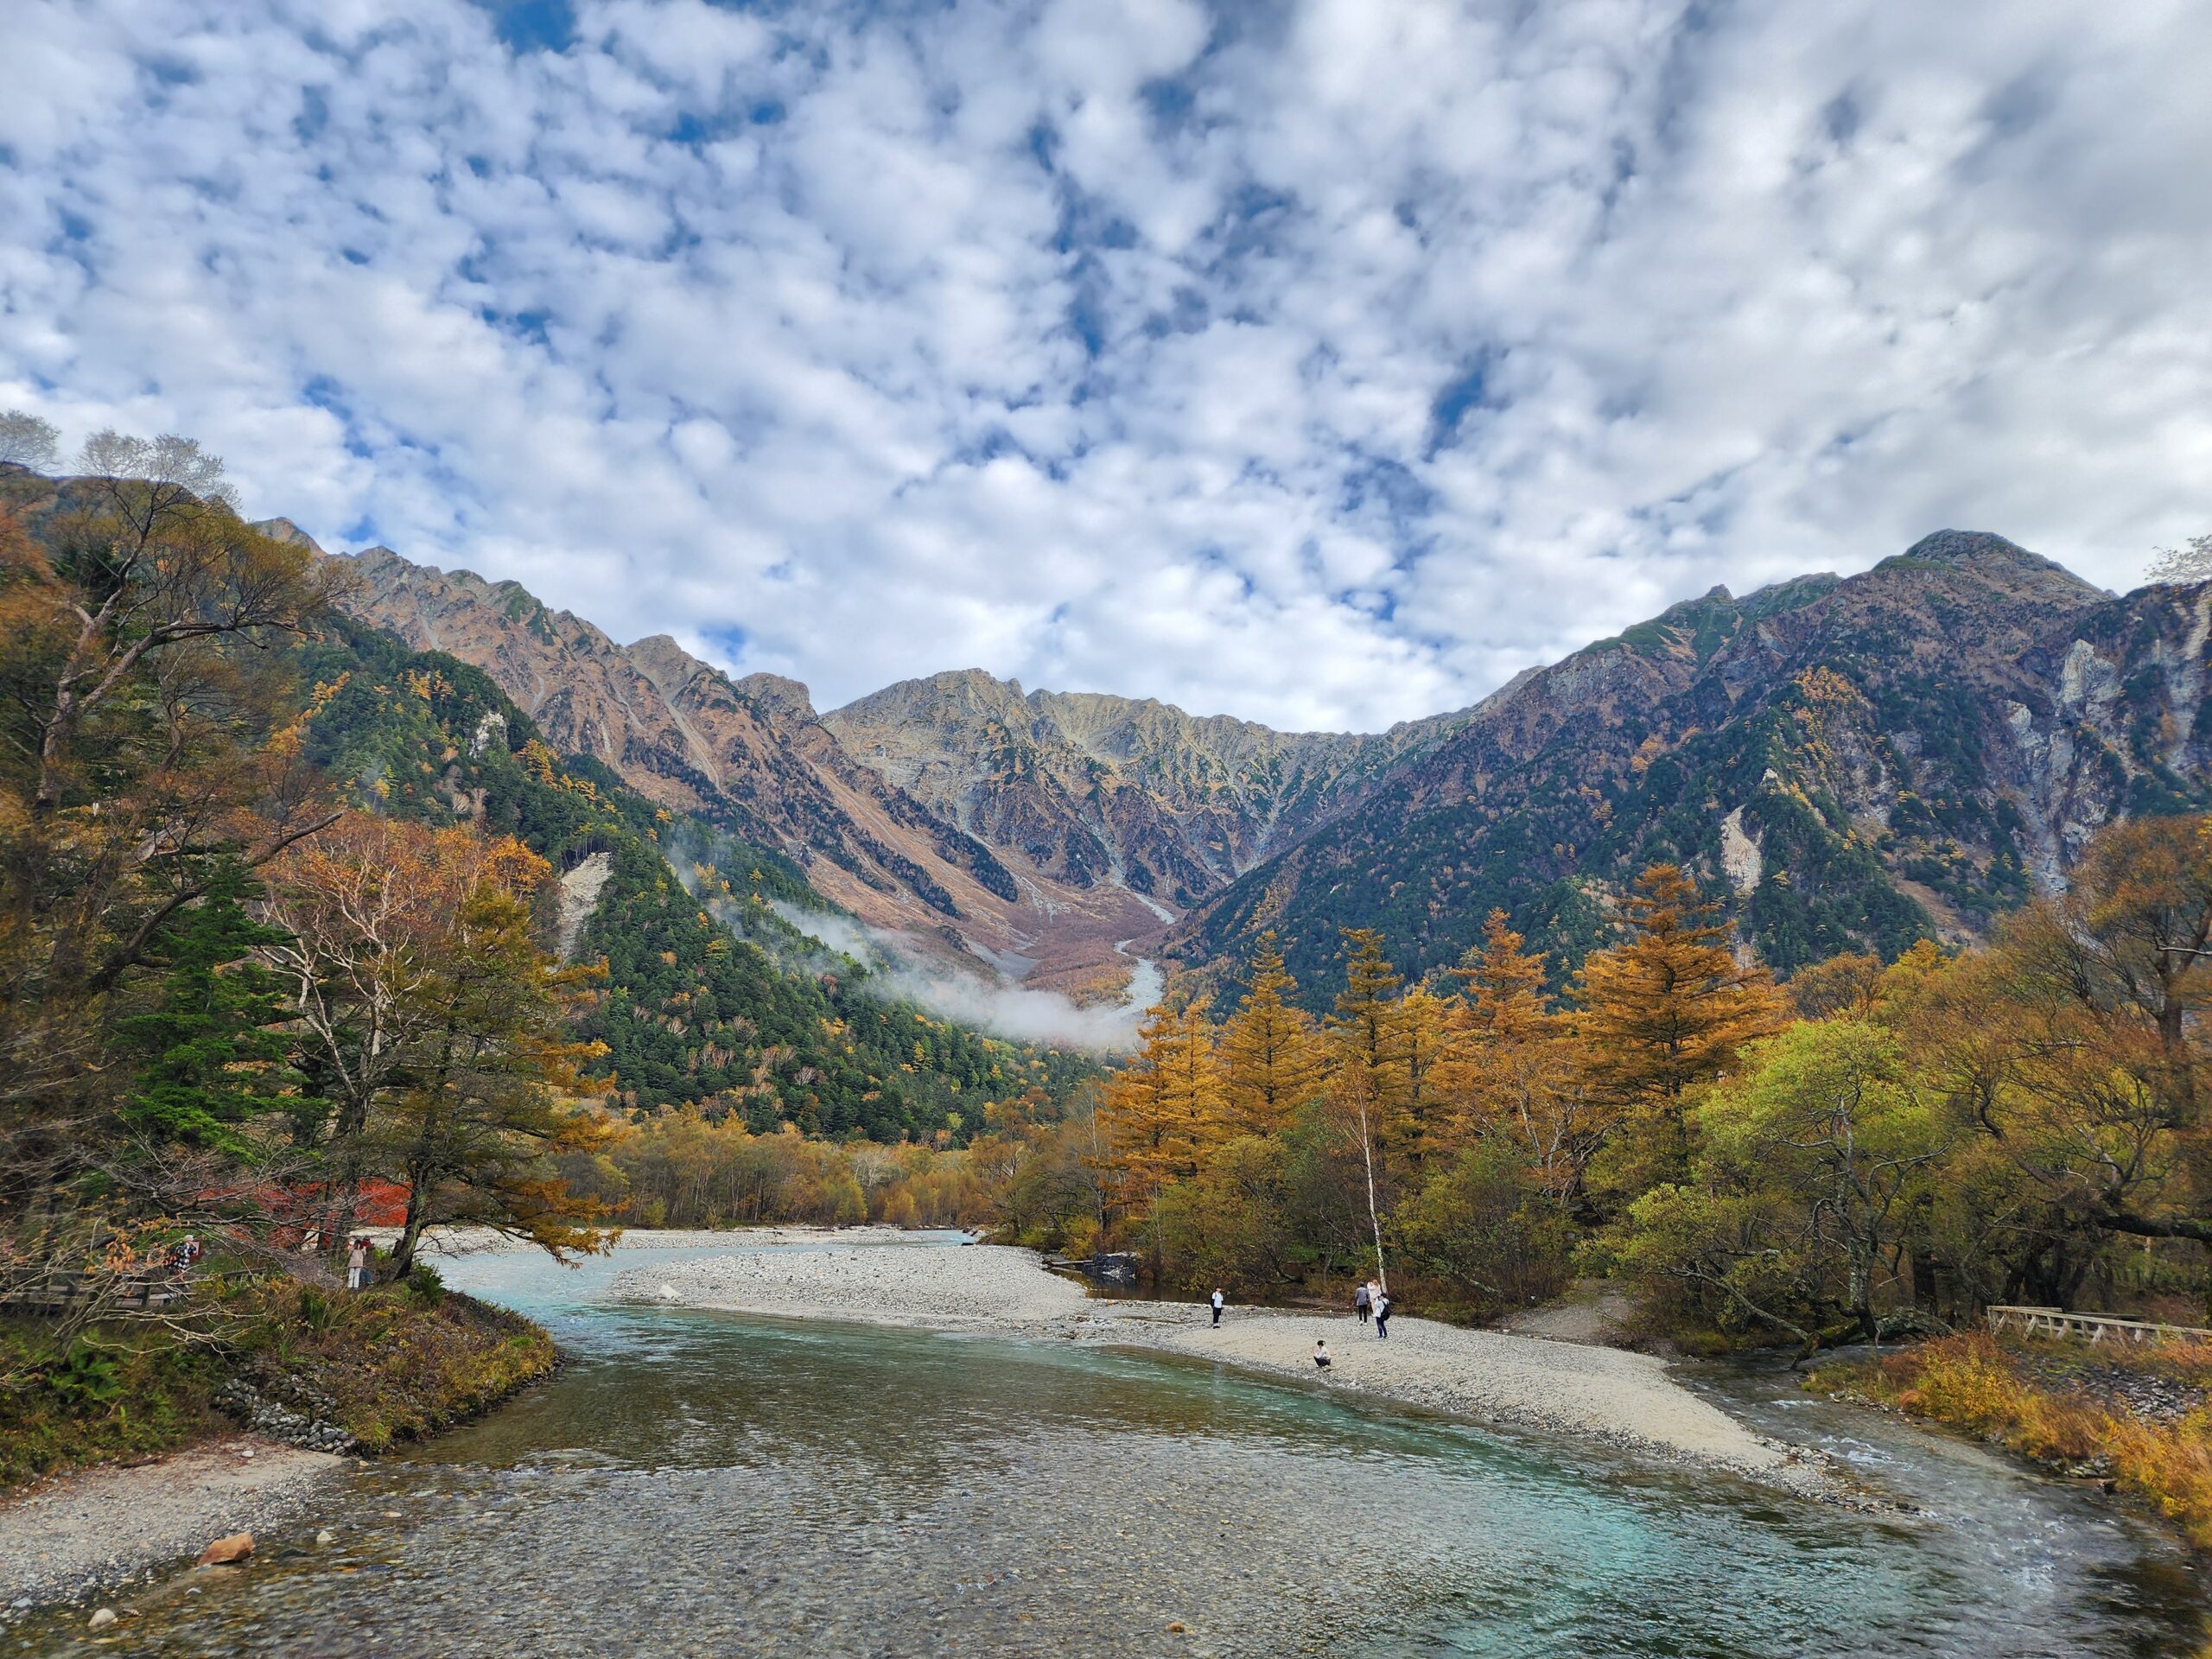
3,1,2207,729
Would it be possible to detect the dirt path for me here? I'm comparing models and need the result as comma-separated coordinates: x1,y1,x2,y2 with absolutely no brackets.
1498,1279,1638,1346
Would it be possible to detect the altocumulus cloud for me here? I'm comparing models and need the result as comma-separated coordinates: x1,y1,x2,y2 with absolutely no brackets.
3,0,2209,728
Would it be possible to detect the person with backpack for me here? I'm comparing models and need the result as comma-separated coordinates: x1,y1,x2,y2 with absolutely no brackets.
1373,1288,1391,1340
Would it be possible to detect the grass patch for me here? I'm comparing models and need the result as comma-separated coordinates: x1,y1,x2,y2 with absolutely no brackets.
225,1272,556,1453
1815,1332,2212,1551
0,1268,556,1491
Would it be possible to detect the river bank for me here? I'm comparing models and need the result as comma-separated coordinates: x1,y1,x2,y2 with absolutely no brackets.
607,1237,1828,1488
5,1240,2201,1657
0,1438,342,1616
0,1274,556,1622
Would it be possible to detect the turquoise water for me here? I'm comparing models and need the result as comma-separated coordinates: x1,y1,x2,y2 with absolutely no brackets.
13,1243,2206,1656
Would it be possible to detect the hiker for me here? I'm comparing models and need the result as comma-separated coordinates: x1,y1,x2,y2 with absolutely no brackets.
1374,1289,1392,1340
171,1235,201,1276
1313,1339,1332,1370
1211,1287,1225,1327
346,1236,372,1291
1353,1282,1370,1325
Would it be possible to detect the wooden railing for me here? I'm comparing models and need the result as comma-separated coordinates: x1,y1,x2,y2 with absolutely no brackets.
1986,1305,2212,1345
0,1268,191,1315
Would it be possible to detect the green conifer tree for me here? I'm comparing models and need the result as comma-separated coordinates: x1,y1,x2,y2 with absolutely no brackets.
112,861,308,1149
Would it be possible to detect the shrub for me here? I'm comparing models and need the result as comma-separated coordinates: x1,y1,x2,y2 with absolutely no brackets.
1825,1333,2212,1552
43,1344,124,1408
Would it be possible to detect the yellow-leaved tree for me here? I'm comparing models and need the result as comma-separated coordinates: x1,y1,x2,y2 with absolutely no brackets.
1325,929,1407,1288
1217,935,1320,1136
378,868,621,1277
1096,1000,1226,1218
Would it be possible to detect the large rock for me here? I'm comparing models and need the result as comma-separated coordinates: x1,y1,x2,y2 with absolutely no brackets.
196,1531,254,1567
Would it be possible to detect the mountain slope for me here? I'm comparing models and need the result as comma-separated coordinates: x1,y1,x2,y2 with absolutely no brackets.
284,613,1096,1133
822,671,1466,906
329,546,1167,996
1168,532,2212,997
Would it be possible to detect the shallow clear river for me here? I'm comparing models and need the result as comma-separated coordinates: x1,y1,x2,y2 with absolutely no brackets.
16,1241,2208,1657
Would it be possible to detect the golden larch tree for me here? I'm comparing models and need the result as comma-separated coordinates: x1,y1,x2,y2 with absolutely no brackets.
1574,864,1784,1196
1097,999,1227,1214
1328,927,1406,1106
1434,911,1600,1203
1217,935,1321,1136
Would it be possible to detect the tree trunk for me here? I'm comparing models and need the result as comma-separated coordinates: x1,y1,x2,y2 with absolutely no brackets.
391,1160,435,1279
1910,1248,1938,1313
1355,1088,1388,1294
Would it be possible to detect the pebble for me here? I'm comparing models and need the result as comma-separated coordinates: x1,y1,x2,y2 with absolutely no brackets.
89,1607,117,1630
315,1530,336,1547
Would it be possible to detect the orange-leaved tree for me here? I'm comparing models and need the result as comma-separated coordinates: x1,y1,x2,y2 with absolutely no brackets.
1574,864,1784,1203
1437,909,1597,1203
378,864,619,1276
261,814,548,1248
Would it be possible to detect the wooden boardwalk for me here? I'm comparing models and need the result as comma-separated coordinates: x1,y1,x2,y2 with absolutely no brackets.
1986,1305,2212,1345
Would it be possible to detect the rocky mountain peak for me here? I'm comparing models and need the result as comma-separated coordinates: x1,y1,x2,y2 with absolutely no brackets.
251,517,326,555
1885,530,2102,598
732,671,817,723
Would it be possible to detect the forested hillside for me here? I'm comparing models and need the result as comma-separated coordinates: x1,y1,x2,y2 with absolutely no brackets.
8,467,1094,1149
335,527,2211,1019
286,620,1095,1141
334,543,1168,1001
1171,533,2212,999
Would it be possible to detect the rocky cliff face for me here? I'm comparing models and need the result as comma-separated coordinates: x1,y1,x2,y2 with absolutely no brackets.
326,529,2210,1010
330,548,1170,995
1169,531,2212,997
822,671,1465,907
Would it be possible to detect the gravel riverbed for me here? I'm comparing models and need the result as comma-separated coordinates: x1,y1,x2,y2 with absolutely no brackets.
613,1241,1827,1490
0,1439,345,1618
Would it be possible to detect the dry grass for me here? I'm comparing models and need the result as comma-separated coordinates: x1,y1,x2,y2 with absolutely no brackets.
1821,1332,2212,1551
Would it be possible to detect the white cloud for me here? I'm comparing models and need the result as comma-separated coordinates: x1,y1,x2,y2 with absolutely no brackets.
2,0,2209,731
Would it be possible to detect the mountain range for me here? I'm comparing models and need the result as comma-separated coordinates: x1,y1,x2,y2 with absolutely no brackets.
297,521,2212,1010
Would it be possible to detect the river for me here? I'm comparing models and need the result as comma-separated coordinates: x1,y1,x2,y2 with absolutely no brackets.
13,1240,2205,1657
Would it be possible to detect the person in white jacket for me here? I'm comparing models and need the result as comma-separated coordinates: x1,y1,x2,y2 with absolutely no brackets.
1210,1287,1225,1327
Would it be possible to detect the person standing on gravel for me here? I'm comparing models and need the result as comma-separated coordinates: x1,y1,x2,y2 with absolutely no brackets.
1373,1289,1391,1340
1210,1287,1226,1327
1354,1282,1370,1325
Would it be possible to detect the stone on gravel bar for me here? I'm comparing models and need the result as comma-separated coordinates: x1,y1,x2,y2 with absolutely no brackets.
196,1533,253,1567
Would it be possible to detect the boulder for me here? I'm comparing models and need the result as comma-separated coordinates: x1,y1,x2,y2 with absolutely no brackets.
197,1532,254,1567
